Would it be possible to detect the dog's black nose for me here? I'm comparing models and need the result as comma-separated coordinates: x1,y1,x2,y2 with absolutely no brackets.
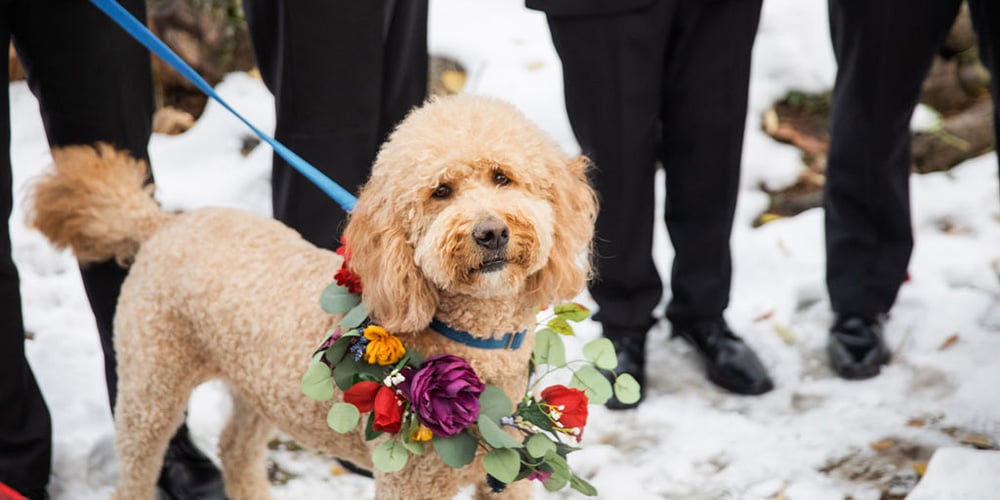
472,216,509,251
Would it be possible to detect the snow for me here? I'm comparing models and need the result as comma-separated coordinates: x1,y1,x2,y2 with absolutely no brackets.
8,0,1000,499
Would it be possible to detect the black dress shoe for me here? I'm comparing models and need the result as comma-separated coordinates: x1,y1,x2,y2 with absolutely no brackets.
157,427,227,500
828,314,891,380
603,333,647,410
672,319,774,395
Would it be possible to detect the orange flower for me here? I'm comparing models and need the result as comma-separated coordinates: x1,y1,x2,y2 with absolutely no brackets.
363,325,406,365
410,423,434,442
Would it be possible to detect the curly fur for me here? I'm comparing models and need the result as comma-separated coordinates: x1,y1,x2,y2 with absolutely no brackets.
28,94,596,500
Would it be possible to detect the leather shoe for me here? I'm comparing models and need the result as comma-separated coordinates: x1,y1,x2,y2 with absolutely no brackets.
602,333,646,410
672,318,774,395
828,314,890,380
157,426,227,500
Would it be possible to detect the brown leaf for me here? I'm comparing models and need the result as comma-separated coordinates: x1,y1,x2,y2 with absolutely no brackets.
773,323,795,344
912,462,928,476
960,434,996,450
939,333,960,351
870,438,894,451
906,418,926,427
753,310,775,323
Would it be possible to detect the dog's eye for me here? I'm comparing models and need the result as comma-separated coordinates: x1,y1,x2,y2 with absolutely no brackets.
492,171,510,186
432,184,452,199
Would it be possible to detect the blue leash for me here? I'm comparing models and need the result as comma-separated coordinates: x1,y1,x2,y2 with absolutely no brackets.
89,0,357,212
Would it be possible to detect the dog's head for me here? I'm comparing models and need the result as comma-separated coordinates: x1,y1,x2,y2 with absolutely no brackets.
343,95,597,333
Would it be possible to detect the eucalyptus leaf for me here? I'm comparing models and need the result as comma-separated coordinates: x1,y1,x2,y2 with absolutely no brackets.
432,432,478,469
483,448,521,484
373,439,409,473
320,283,361,314
613,373,642,405
323,335,355,366
547,317,573,336
477,415,522,449
532,328,566,367
542,452,570,492
300,361,334,401
525,433,557,459
569,473,599,496
339,302,369,328
326,402,360,433
582,337,617,371
332,359,359,391
401,436,426,456
479,385,514,422
554,302,590,322
569,365,613,405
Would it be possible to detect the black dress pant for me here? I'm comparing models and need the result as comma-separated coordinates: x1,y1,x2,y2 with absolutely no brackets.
545,0,762,335
825,0,1000,316
242,0,428,249
2,0,152,494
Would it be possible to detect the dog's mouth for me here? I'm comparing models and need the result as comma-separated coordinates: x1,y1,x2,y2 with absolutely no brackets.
473,257,508,273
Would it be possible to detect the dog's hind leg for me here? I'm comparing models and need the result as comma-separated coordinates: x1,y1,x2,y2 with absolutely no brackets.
111,321,204,499
218,393,275,500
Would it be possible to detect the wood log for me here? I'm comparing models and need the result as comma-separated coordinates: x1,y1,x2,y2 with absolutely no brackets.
912,99,994,173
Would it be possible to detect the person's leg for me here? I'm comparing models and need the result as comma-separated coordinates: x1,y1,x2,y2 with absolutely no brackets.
12,0,153,410
657,0,762,326
243,0,427,249
967,0,1000,192
825,0,960,318
825,0,961,379
655,0,771,395
0,8,52,498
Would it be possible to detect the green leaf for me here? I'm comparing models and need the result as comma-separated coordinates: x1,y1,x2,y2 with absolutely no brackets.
300,361,334,401
323,333,356,366
569,473,599,496
401,436,426,456
483,448,521,484
326,402,360,433
613,373,642,405
517,400,554,433
569,365,613,405
364,412,383,441
532,328,566,367
547,317,574,336
432,432,478,468
541,452,571,492
479,385,514,422
582,337,617,370
339,302,369,328
373,439,409,473
320,282,361,314
332,358,359,391
525,433,557,459
477,415,523,449
553,302,590,322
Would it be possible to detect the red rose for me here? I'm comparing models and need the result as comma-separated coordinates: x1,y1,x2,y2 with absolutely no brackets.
343,381,381,412
372,385,404,434
540,385,589,438
334,266,363,294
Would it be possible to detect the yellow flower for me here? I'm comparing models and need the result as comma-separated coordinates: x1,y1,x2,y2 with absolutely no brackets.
410,424,434,442
363,325,406,365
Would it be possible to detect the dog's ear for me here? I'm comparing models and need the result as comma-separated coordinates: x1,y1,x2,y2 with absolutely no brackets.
343,197,439,333
527,155,598,307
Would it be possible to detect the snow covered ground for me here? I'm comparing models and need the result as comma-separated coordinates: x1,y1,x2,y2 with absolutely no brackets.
8,0,1000,498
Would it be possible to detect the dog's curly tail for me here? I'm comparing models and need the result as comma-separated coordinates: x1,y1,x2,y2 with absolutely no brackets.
27,143,170,267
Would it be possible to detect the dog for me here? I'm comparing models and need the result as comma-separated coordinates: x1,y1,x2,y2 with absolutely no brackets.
28,94,597,499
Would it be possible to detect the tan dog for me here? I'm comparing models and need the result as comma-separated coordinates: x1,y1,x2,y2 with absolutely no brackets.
29,94,597,499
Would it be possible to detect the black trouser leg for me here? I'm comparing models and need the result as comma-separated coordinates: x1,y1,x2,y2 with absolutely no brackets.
12,0,153,414
825,0,960,316
242,0,427,249
546,3,672,336
0,5,52,494
659,0,762,325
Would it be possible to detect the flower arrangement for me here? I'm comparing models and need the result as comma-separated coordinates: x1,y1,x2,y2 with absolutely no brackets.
301,251,641,495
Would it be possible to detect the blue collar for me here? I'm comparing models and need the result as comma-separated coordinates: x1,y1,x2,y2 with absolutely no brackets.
429,319,527,350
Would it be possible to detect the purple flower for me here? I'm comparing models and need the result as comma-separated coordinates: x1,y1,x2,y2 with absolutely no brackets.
400,354,485,437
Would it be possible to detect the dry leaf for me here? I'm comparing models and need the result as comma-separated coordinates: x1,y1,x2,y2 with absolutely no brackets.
762,107,780,135
906,418,926,427
525,60,546,71
960,434,996,449
330,465,348,476
912,462,928,476
870,438,894,451
440,70,467,94
773,323,795,344
758,213,785,225
753,310,775,322
938,333,960,351
246,67,262,80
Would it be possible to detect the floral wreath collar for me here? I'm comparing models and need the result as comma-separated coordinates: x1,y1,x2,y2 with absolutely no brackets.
301,242,641,496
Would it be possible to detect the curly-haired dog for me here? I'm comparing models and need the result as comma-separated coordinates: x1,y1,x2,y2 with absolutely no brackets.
29,94,597,499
